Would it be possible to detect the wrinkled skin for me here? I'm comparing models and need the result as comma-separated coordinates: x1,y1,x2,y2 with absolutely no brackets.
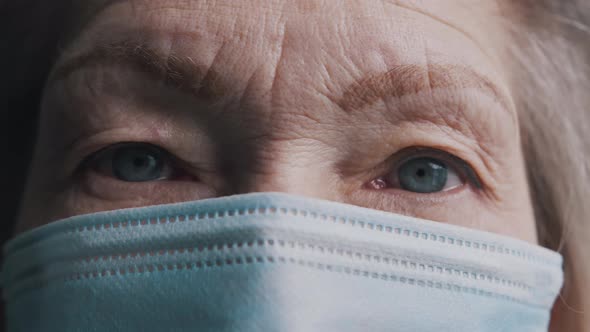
19,0,537,240
18,0,556,324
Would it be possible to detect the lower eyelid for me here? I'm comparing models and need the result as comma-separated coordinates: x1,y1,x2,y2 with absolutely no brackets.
353,185,476,215
78,169,213,203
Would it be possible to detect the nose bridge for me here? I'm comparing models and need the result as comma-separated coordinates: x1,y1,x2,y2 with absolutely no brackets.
242,172,320,198
230,145,341,201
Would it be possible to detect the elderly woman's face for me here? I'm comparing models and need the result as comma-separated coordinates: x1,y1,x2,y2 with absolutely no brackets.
18,0,537,243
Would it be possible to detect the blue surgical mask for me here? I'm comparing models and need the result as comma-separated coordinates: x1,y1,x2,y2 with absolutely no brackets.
1,193,563,331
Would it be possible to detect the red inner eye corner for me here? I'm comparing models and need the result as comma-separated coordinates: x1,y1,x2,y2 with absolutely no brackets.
368,178,388,190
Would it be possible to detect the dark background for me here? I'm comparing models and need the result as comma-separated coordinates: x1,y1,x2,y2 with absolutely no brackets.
0,1,73,246
0,2,73,330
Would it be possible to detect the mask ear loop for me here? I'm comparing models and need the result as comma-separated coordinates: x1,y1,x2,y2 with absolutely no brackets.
556,293,585,314
554,274,585,315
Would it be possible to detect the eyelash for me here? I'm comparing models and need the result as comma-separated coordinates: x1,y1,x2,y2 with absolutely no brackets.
79,142,187,181
78,143,482,195
366,147,483,192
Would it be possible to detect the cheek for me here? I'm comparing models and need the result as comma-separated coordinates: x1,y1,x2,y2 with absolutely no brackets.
439,199,537,243
15,170,214,234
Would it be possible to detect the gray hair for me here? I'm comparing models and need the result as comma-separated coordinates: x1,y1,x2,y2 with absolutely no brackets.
509,1,590,330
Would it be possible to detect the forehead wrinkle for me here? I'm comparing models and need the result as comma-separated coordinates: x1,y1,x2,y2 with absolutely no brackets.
50,40,230,102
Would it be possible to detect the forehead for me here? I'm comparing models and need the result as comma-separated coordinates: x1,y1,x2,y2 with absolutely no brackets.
56,0,515,129
64,0,510,87
48,0,518,154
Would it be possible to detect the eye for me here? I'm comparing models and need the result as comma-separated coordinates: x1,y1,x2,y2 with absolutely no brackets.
87,143,175,182
396,157,460,193
367,149,479,194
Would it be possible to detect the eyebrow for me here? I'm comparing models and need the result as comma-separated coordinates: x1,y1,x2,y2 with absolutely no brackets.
51,41,229,101
338,63,512,114
51,41,513,118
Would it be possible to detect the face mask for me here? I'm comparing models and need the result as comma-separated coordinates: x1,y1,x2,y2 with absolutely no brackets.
1,193,563,332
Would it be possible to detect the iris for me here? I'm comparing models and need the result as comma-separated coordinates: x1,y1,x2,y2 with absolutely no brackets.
111,145,165,182
398,157,448,193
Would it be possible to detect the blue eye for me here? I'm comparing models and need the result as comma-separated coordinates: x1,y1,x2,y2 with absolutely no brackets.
398,157,450,193
112,146,165,182
90,144,173,182
369,150,470,194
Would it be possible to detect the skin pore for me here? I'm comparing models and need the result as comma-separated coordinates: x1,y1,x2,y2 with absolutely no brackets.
17,0,537,249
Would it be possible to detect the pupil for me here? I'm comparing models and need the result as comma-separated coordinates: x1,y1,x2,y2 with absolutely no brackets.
416,168,426,177
133,157,147,168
